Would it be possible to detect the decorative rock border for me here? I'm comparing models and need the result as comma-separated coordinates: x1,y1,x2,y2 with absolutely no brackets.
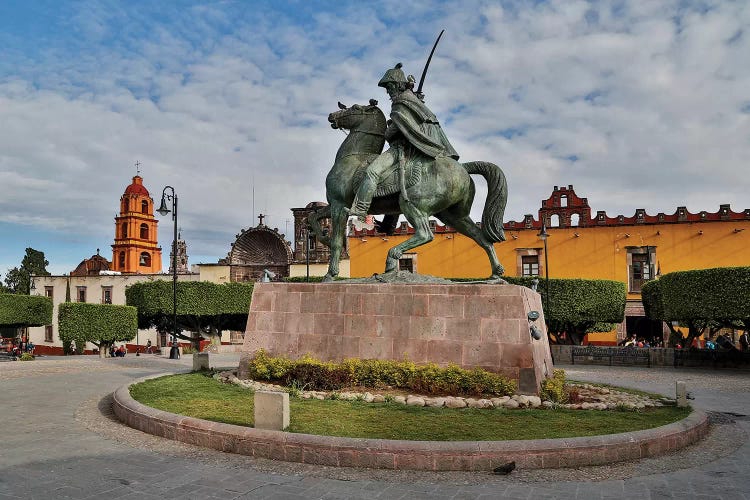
113,373,710,471
216,371,669,411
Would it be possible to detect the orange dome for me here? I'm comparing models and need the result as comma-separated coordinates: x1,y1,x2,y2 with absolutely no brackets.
124,176,149,196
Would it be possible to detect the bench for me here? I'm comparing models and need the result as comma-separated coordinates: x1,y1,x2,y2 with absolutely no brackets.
571,346,651,367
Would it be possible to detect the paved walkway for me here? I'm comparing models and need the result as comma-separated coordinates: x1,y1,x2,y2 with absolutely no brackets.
1,354,748,499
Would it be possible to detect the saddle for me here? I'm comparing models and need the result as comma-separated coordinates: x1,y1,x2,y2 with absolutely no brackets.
353,157,424,198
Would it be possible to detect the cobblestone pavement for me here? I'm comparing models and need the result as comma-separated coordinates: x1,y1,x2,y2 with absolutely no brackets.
1,355,748,499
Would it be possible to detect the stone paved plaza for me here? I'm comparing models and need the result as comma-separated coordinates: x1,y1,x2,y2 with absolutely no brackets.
1,354,748,499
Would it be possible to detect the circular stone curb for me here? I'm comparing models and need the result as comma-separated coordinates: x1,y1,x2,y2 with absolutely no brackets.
112,373,710,472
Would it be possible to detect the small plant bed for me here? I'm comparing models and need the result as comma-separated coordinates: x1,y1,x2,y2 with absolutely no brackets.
246,350,517,397
129,373,691,441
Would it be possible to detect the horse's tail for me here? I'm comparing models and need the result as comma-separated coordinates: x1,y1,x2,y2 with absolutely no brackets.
307,205,332,248
462,161,507,243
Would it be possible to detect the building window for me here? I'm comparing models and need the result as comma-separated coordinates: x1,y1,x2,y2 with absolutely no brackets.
521,255,540,276
140,223,149,240
44,286,53,299
139,252,151,267
628,247,656,293
124,199,129,213
141,200,148,214
560,194,568,207
118,251,126,268
45,325,53,342
102,286,113,304
77,286,87,302
121,222,128,238
398,254,417,273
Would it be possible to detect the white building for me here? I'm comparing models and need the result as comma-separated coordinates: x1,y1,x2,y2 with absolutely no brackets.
28,272,202,355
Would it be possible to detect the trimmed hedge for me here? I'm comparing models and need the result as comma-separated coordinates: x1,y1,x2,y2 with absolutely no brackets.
125,281,254,339
658,267,750,324
126,281,253,318
0,293,52,328
642,267,750,343
58,302,138,348
247,350,517,397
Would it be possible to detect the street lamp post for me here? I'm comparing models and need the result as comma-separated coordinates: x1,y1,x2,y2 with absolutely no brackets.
305,227,311,282
157,186,180,360
538,223,550,324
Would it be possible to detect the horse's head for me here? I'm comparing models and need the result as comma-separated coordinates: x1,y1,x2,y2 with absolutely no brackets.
328,99,386,135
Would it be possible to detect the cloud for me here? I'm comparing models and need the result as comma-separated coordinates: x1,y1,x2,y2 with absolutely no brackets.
0,0,748,274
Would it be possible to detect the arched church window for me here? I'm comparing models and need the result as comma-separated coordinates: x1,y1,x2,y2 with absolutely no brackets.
139,252,151,267
123,199,129,213
121,223,128,238
118,252,125,268
550,214,561,227
560,194,568,207
570,213,580,226
141,200,149,214
140,223,149,240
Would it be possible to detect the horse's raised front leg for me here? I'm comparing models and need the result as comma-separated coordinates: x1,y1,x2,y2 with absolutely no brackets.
385,206,433,273
324,203,348,282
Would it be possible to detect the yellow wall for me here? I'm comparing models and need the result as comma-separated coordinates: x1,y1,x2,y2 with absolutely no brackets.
350,220,750,293
289,261,350,278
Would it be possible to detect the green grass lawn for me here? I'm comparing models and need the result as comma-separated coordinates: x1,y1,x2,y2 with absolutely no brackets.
129,373,691,441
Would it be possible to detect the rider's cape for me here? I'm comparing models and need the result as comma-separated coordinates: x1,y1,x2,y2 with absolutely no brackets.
389,90,459,161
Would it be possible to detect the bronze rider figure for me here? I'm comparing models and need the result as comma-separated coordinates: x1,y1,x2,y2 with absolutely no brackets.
346,63,459,220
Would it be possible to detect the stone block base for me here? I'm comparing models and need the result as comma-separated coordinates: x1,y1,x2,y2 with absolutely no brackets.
239,282,554,394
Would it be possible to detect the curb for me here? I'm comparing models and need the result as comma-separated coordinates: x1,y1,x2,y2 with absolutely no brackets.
112,373,710,471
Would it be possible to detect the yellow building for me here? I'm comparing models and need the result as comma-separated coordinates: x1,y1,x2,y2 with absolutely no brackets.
349,185,750,344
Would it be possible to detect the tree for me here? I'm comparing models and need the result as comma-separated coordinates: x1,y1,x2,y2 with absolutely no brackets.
506,277,626,345
3,248,51,294
0,293,53,338
125,281,254,350
58,303,137,357
642,267,750,347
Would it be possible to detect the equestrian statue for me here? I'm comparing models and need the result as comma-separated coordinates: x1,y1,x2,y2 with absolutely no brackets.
308,57,508,282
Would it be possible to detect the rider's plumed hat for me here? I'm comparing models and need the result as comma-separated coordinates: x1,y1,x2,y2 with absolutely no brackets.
378,63,408,88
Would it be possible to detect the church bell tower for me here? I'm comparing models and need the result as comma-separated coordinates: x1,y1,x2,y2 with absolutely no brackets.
111,175,162,274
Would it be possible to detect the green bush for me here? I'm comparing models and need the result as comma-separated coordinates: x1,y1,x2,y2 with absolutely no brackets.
0,293,52,328
539,369,567,403
246,350,516,397
19,352,34,361
58,302,137,351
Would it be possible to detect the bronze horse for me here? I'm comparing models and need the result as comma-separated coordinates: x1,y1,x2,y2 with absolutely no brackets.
308,100,508,281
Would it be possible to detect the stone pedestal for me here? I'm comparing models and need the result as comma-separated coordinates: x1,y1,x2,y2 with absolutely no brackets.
193,352,209,371
254,391,290,431
239,282,554,394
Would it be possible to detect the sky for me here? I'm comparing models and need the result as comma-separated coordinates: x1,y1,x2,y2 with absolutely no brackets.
1,0,748,275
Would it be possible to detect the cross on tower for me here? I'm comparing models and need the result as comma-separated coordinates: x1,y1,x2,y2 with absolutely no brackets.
135,160,141,175
258,213,265,226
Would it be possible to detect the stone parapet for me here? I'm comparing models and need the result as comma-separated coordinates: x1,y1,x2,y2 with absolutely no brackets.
239,282,554,393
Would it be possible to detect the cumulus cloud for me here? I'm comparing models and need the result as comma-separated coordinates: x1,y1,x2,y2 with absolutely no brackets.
0,0,748,273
